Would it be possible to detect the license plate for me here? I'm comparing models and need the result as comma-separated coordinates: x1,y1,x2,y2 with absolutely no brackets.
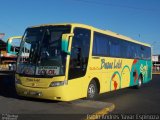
23,91,42,96
29,91,37,95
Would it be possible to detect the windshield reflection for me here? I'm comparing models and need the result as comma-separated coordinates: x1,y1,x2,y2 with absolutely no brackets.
17,26,71,77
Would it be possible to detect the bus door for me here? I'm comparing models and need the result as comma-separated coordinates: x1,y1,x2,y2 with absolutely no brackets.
68,27,91,98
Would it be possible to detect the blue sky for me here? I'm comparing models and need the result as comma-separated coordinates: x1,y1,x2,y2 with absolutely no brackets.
0,0,160,54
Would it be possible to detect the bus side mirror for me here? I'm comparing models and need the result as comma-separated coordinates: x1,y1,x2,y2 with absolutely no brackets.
61,33,74,55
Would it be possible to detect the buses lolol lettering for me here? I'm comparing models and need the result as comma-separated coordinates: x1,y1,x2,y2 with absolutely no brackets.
37,69,55,75
36,66,60,75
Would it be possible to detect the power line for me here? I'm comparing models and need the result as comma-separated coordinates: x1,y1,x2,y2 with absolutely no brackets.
72,0,160,12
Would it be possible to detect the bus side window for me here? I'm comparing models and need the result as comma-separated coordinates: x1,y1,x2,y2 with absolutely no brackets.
109,37,121,58
68,28,91,80
146,47,151,60
92,32,109,56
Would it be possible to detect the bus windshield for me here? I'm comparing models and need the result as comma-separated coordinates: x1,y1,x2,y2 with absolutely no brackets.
17,25,71,77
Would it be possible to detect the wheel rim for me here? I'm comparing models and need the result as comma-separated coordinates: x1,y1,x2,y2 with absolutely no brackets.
88,84,96,98
138,78,142,87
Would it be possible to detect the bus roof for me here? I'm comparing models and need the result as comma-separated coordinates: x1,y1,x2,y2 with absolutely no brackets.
29,23,151,47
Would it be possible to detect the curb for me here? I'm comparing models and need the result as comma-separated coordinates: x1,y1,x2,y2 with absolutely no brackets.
84,103,115,120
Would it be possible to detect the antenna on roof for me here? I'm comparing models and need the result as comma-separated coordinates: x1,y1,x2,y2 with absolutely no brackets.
138,34,141,38
138,34,143,42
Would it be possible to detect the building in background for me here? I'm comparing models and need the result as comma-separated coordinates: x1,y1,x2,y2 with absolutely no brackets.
152,55,160,72
0,33,5,40
0,33,6,66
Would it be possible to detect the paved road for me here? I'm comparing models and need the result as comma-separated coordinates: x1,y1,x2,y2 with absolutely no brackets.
96,74,160,114
0,75,113,120
0,74,159,120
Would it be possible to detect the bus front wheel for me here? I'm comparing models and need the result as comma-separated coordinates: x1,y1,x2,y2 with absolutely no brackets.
87,80,98,100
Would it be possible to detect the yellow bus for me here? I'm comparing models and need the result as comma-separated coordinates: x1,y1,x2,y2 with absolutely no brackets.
15,23,152,101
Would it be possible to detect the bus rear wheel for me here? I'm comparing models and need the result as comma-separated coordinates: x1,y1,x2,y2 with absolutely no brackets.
135,76,143,89
87,80,98,100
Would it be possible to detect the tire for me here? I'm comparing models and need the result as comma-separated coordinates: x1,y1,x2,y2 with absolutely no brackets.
135,76,143,89
87,80,98,100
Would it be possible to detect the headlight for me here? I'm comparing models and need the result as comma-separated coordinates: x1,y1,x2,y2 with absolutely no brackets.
15,77,22,84
50,80,67,87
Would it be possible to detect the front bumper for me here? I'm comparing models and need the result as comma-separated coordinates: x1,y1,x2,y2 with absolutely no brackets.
16,84,71,101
